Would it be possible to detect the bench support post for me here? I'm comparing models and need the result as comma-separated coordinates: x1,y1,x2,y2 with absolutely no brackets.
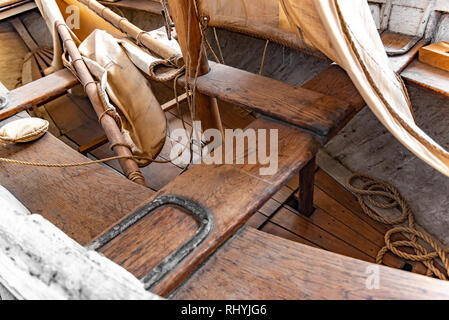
298,157,316,217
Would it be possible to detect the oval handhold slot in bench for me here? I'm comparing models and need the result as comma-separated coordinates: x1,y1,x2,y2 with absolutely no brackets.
87,195,214,290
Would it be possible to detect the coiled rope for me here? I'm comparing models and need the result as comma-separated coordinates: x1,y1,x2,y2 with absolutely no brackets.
346,173,449,280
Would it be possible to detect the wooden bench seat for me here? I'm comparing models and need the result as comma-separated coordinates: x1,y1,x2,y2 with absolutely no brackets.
173,226,449,300
97,116,319,296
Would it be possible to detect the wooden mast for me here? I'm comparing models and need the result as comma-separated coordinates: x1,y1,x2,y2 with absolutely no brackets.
167,0,223,137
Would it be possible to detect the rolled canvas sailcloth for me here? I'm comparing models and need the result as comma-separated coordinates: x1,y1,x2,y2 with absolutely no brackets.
35,0,175,166
279,0,449,177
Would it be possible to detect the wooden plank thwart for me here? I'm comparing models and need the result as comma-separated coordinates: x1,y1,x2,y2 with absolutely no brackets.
180,62,353,140
173,227,449,300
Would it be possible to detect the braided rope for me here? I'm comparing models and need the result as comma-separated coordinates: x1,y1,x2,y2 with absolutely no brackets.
346,173,449,280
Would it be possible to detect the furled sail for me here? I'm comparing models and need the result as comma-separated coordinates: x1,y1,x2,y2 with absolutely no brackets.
35,0,184,165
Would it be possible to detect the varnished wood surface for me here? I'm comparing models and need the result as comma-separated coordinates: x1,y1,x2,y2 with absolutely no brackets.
381,31,422,58
173,226,449,300
402,59,449,99
180,62,353,139
98,116,319,296
0,113,154,246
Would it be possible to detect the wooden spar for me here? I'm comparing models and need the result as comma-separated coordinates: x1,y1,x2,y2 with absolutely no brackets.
167,0,223,136
77,0,182,65
56,22,147,187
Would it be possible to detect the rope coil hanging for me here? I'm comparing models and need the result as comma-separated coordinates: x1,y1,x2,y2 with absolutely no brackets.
346,173,449,280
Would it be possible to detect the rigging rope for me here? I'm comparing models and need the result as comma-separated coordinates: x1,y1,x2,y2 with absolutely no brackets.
346,173,449,280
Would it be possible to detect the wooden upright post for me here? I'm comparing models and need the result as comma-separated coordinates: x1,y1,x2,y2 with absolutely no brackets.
167,0,223,136
298,157,316,217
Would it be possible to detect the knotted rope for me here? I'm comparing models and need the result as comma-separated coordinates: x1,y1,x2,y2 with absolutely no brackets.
346,173,449,280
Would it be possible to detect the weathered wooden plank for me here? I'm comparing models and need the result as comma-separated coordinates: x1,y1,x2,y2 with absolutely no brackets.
0,190,160,300
173,227,449,300
99,0,162,15
180,62,353,139
0,69,79,120
99,116,320,296
402,59,449,99
0,112,155,246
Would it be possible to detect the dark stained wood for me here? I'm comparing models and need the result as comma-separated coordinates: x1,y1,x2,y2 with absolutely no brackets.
260,222,319,248
297,156,315,216
0,112,154,246
0,69,78,121
299,40,425,141
173,227,449,300
402,59,449,99
313,186,385,248
99,0,162,15
98,116,320,296
181,62,353,140
258,198,282,217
